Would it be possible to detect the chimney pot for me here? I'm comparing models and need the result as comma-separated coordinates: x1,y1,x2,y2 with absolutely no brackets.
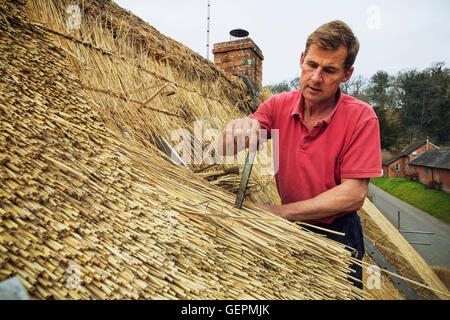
230,28,249,40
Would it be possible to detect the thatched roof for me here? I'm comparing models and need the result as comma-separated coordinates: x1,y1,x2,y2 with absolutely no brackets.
1,0,448,300
0,0,368,300
359,201,450,299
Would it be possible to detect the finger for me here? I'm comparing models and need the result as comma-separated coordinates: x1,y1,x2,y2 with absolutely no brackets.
225,120,236,156
241,118,252,150
248,128,258,152
230,118,244,153
242,117,252,135
258,140,264,151
249,118,261,151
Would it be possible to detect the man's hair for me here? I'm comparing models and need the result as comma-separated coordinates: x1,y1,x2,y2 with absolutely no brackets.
305,20,359,71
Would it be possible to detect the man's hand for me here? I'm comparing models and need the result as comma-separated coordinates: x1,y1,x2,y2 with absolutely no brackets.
217,117,262,156
253,203,285,219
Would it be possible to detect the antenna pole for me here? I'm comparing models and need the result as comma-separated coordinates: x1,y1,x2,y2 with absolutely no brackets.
206,0,211,60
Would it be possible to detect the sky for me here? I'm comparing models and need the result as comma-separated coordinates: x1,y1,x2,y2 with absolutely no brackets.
114,0,450,87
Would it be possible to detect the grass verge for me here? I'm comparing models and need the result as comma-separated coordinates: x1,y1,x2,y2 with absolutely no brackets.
370,177,450,223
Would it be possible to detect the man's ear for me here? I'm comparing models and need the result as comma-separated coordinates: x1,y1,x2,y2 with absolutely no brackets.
300,51,305,66
341,66,354,83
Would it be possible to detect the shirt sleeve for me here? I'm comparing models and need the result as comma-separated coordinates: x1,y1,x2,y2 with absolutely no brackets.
248,97,274,140
339,117,382,178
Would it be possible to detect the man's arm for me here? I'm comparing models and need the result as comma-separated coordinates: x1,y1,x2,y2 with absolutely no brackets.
255,178,369,221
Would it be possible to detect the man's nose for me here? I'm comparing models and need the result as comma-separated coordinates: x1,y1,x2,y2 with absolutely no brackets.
311,68,323,82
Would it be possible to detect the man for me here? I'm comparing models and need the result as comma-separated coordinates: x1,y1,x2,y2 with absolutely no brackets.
217,20,382,289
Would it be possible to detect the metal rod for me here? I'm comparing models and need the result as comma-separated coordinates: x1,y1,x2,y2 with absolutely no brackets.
408,242,432,246
363,235,421,300
234,149,256,209
158,136,190,169
206,0,210,60
399,230,434,235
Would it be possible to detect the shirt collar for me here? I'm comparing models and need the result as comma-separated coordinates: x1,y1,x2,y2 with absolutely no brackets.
291,88,343,126
290,90,303,118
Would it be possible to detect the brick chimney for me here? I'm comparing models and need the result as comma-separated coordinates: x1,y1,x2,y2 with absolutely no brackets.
213,30,263,108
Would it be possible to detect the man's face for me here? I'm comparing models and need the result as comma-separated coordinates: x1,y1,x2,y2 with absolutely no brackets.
300,44,353,105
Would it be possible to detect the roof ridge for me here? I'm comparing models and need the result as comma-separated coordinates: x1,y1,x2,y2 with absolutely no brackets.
384,140,427,166
408,149,450,170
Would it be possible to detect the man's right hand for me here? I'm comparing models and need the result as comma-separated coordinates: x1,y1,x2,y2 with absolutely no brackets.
217,117,262,156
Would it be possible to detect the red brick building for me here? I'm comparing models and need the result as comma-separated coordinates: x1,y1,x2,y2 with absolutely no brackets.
213,31,263,110
407,149,450,194
382,140,439,178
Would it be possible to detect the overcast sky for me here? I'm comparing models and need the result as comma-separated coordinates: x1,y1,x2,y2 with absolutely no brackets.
115,0,450,87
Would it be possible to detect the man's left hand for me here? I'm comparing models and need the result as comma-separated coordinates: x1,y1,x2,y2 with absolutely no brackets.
253,203,286,219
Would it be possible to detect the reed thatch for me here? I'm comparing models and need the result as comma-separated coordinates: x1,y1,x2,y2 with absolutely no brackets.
0,0,367,300
25,0,277,205
362,254,406,300
359,200,450,299
1,0,448,300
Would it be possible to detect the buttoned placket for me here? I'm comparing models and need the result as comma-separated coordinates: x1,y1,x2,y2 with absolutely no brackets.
297,118,326,152
294,93,333,153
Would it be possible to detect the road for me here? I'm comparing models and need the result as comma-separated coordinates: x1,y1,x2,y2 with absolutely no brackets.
367,183,450,269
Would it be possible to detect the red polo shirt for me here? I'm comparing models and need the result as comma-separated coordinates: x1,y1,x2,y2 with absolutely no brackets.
249,89,382,224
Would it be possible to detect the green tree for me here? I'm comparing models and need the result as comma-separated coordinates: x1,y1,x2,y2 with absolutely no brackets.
270,80,291,94
340,75,369,102
366,71,401,149
289,77,300,91
423,62,450,144
267,62,449,147
393,62,449,145
394,69,424,143
270,77,300,94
